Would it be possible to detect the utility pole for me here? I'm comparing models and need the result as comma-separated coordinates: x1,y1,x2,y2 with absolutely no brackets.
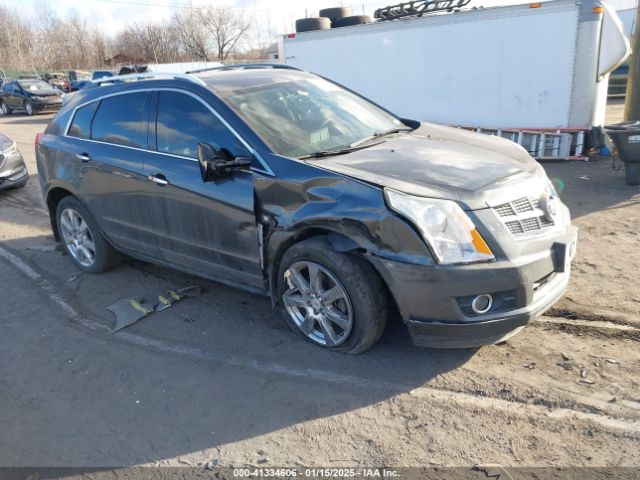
624,1,640,121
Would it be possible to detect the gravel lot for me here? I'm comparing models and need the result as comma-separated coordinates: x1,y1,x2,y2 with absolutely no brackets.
0,110,638,473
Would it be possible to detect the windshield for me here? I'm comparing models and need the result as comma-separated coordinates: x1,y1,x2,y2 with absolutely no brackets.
219,75,403,157
18,80,54,92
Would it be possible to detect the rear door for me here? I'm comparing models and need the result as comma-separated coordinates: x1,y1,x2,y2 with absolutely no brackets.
141,89,263,289
64,91,162,258
0,82,11,107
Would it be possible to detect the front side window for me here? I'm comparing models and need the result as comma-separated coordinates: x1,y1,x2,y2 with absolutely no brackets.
92,92,149,149
68,102,99,139
156,91,247,159
216,73,403,158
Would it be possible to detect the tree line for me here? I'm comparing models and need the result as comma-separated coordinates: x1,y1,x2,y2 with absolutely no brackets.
0,3,258,72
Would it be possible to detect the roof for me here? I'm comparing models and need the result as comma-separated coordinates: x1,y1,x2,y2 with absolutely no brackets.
195,67,311,96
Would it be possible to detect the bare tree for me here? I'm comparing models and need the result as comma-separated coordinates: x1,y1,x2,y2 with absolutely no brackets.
172,9,211,61
200,6,252,61
0,3,257,73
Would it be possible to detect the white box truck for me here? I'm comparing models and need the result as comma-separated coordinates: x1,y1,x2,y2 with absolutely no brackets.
280,0,630,159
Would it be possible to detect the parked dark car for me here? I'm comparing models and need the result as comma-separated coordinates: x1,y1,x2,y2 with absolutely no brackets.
36,66,577,353
63,70,91,93
0,132,28,190
68,80,92,92
1,79,63,115
44,72,68,92
91,70,114,80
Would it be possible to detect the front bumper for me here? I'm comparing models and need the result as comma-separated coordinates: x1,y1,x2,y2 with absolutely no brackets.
0,149,28,190
368,226,577,348
32,99,62,112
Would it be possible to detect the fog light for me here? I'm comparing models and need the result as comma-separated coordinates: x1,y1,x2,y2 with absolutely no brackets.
471,294,493,314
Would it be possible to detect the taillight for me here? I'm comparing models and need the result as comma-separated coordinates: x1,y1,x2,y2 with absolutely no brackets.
35,133,43,146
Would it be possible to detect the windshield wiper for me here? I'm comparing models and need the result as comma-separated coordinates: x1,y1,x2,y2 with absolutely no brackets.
298,141,384,159
349,127,414,148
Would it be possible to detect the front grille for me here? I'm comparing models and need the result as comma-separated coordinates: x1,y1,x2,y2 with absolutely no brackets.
512,197,534,213
493,196,555,237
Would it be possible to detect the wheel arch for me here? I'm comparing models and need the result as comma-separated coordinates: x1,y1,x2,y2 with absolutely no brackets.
266,226,401,322
46,187,76,241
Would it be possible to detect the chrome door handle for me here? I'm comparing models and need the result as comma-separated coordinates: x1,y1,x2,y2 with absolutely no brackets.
148,174,169,186
76,153,91,162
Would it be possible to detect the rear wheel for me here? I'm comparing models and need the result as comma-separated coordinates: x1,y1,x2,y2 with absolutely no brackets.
0,101,11,115
624,163,640,186
56,196,121,273
278,237,387,354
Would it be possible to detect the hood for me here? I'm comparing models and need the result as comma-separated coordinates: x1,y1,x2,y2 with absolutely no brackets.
307,123,547,210
28,89,61,97
0,132,14,152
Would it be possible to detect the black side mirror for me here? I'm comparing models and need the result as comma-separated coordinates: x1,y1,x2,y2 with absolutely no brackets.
197,143,253,182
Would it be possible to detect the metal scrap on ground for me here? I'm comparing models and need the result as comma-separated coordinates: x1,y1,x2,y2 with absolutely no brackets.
107,286,202,333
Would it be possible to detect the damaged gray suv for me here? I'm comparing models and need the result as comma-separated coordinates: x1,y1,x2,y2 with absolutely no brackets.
36,65,577,354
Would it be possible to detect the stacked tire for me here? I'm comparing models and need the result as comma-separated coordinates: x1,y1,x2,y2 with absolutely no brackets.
295,6,370,33
295,17,331,33
319,6,352,24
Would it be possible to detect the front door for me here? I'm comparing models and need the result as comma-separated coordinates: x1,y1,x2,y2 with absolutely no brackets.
8,84,21,109
141,90,263,289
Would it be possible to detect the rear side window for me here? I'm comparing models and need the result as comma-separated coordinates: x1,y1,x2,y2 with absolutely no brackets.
2,83,11,93
92,92,149,148
68,102,98,139
156,91,248,159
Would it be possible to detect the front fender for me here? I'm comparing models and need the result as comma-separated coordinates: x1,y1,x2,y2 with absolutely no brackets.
255,155,434,301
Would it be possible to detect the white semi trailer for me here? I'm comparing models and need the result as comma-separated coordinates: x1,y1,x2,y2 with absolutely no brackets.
280,0,630,159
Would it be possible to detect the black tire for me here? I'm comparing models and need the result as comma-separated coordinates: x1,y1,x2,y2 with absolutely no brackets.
0,101,11,115
24,100,35,116
624,162,640,186
56,196,122,273
319,6,352,22
278,237,388,354
333,15,371,28
295,17,331,33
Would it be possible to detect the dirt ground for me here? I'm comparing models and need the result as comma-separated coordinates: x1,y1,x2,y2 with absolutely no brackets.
0,105,638,476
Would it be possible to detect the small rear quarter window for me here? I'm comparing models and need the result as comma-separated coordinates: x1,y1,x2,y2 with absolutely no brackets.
68,102,98,139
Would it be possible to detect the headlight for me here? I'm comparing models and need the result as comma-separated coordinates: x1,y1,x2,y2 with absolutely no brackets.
3,142,18,156
385,189,494,264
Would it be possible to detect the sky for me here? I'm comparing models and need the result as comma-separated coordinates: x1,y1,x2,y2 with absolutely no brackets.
0,0,533,46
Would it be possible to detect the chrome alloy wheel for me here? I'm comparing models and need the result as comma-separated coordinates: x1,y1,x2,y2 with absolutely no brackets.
60,208,96,267
282,261,354,346
24,102,33,115
1,102,7,114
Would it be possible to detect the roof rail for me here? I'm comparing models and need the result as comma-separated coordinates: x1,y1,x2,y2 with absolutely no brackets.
90,72,206,87
186,63,301,74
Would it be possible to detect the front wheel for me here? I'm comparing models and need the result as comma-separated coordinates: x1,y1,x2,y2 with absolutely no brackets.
56,196,121,273
278,237,388,354
24,100,35,116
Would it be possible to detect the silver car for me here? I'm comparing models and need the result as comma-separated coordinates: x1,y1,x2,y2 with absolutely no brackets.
0,132,28,190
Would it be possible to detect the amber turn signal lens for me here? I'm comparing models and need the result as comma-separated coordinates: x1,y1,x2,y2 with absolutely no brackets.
470,229,493,256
